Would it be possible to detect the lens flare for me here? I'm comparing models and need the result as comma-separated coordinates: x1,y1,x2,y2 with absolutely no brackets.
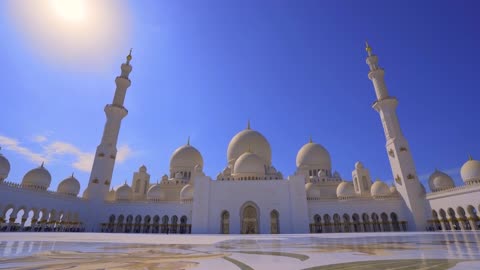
49,0,87,22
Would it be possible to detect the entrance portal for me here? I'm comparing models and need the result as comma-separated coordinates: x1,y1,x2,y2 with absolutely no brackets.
241,205,259,234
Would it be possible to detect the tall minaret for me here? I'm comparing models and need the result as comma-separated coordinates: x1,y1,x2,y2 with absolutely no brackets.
366,42,426,231
85,50,133,201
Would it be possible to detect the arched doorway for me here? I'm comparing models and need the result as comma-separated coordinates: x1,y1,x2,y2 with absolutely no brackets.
221,211,230,234
240,202,259,234
270,210,279,234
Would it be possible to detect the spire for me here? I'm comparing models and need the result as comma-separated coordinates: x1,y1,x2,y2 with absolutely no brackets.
309,136,313,143
365,41,373,56
187,136,190,146
71,172,75,177
126,48,132,65
468,154,473,161
40,161,44,168
247,119,251,130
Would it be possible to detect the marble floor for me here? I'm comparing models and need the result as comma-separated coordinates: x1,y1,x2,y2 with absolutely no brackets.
0,232,479,269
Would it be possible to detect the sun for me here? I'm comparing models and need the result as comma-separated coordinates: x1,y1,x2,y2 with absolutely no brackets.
49,0,87,22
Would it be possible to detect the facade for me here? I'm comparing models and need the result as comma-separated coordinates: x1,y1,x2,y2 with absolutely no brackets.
1,44,479,234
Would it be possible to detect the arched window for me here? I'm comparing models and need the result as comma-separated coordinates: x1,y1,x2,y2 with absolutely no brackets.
135,179,140,193
362,213,370,232
390,212,400,231
161,215,169,233
171,215,178,233
381,212,390,232
221,211,230,234
323,214,331,233
333,214,342,233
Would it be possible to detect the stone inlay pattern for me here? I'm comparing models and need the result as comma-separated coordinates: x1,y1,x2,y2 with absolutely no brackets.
0,232,479,270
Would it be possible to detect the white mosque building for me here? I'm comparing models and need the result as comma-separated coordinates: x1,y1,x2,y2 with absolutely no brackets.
1,44,479,234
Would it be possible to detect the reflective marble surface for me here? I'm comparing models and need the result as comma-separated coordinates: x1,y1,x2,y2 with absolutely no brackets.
0,232,479,269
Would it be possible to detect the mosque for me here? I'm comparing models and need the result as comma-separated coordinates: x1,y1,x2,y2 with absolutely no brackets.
1,44,479,234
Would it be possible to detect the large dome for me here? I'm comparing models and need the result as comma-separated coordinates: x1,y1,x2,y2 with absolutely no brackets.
336,181,355,198
115,183,132,201
460,157,480,184
22,163,51,190
0,151,11,180
371,180,391,198
170,144,203,169
57,174,81,196
147,183,164,201
227,127,271,166
296,141,331,171
428,169,455,192
180,184,194,200
233,152,265,175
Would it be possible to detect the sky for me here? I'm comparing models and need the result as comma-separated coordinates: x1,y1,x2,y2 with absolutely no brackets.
0,0,479,194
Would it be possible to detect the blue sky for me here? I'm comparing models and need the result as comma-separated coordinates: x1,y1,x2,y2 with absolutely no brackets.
1,0,479,193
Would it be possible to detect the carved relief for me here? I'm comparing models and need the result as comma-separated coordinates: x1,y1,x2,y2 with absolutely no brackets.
98,153,105,157
104,180,110,185
407,174,415,180
388,149,395,158
395,175,402,185
110,154,116,159
400,147,407,152
92,178,99,184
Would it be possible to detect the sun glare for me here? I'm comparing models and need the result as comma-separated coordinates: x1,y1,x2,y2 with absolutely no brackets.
49,0,87,22
8,0,131,70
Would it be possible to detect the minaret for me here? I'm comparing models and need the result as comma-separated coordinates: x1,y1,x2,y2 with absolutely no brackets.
366,42,426,231
85,50,133,201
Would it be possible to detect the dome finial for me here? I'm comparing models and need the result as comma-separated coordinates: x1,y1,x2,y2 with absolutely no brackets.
124,179,127,185
309,136,313,143
126,48,133,64
365,40,372,56
40,161,44,168
71,172,74,177
187,136,190,146
247,119,251,130
468,154,473,161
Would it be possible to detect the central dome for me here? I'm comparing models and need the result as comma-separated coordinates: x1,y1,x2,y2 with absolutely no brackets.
428,169,455,192
296,141,331,171
234,152,266,175
170,144,203,169
227,126,271,166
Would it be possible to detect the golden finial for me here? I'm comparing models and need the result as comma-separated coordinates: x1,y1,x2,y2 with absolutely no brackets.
40,161,44,168
365,41,372,56
124,179,127,185
468,154,473,161
309,136,313,143
71,172,74,177
187,136,190,146
247,119,251,130
126,48,132,63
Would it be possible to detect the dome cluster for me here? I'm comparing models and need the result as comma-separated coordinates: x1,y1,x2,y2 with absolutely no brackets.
217,123,282,181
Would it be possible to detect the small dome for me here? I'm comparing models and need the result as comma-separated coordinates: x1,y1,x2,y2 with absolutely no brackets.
170,144,203,169
233,152,265,175
180,184,194,200
0,150,11,180
139,165,147,173
371,180,391,198
355,161,364,169
336,181,355,198
147,183,164,200
107,189,116,201
305,183,321,198
162,174,168,181
460,157,480,184
428,170,455,192
389,185,397,194
296,141,331,171
227,127,272,166
57,174,80,196
115,183,132,201
22,163,51,190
